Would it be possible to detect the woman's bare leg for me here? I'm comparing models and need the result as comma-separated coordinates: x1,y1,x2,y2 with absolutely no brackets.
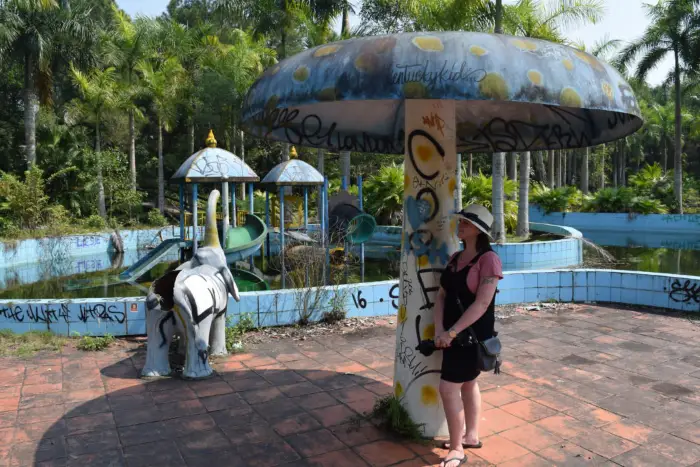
439,379,466,466
442,378,482,449
461,379,481,445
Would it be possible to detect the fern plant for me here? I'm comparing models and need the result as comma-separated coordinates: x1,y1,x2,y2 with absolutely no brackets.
462,170,518,233
362,163,404,225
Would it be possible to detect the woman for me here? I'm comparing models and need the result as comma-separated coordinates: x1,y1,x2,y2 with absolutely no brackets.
434,204,503,467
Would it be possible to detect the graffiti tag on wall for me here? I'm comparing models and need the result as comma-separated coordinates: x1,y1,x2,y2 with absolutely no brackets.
0,303,126,324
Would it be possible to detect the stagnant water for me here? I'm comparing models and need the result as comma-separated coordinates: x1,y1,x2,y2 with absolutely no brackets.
1,231,698,299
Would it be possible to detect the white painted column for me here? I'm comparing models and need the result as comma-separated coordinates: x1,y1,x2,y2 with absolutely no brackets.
394,100,459,438
222,182,230,241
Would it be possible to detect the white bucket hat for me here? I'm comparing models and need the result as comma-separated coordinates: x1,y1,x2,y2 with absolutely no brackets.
454,204,494,239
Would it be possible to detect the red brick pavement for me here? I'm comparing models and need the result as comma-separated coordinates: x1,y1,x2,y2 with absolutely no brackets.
1,305,700,466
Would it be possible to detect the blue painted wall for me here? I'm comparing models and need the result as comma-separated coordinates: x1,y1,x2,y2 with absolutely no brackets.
2,268,696,336
529,206,700,234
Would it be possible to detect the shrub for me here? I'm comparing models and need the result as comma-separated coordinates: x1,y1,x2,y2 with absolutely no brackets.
362,164,404,225
0,329,67,357
75,334,115,351
0,166,49,230
84,214,107,230
530,183,585,214
146,209,168,227
462,171,518,233
581,187,667,214
225,313,257,353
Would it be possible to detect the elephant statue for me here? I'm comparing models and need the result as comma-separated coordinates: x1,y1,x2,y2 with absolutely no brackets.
142,189,240,379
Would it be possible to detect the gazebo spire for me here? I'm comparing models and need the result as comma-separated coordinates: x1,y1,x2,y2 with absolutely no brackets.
205,129,217,148
290,146,298,158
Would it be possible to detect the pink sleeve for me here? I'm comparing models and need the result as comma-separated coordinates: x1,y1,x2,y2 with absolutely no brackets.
478,252,503,279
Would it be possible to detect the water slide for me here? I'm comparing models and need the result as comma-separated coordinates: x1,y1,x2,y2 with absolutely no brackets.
118,238,188,281
224,213,268,263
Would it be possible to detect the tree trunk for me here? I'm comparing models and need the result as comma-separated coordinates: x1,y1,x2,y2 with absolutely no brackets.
535,151,546,183
612,145,618,188
341,5,351,37
456,153,463,211
562,150,567,185
282,143,292,195
492,152,506,243
548,150,554,188
340,151,351,186
23,53,39,167
240,130,246,200
600,145,606,189
129,110,136,191
662,138,667,173
581,147,589,194
188,119,195,155
96,118,107,219
517,151,530,238
495,0,503,33
158,119,165,214
468,153,473,177
674,48,683,213
554,150,561,187
507,152,517,199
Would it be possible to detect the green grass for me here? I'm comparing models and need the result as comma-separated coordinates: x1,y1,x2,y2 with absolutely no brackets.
354,395,426,443
75,334,115,351
225,313,257,353
0,329,67,357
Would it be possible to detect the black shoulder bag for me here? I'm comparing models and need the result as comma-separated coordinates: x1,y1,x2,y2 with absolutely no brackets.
456,297,502,374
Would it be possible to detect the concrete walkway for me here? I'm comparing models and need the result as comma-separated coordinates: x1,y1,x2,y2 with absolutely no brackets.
3,304,700,466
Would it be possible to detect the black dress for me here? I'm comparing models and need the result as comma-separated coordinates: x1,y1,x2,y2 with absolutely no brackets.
439,250,497,383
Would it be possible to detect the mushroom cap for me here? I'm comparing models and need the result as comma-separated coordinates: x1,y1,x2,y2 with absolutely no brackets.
241,32,642,154
261,159,324,187
171,147,259,183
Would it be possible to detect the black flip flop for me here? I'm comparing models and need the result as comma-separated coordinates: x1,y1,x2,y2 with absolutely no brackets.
441,454,468,467
441,441,483,449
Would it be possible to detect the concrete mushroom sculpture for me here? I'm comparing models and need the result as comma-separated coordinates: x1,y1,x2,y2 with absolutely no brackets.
241,32,642,436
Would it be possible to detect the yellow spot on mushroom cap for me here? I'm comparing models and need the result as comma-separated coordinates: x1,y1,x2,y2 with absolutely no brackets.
416,145,433,162
528,70,543,86
562,59,574,71
313,45,341,57
317,87,338,102
513,39,537,51
362,37,397,54
560,87,583,108
412,36,444,52
479,73,509,100
395,382,404,398
421,385,439,406
354,53,379,73
422,323,435,340
574,50,604,71
404,82,429,98
398,305,407,323
470,45,488,57
293,66,310,82
602,82,614,101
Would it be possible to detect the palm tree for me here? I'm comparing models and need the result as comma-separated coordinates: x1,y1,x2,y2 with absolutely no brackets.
644,100,676,172
0,0,96,167
137,57,185,214
618,0,700,213
516,151,530,237
573,36,622,193
105,5,159,190
66,65,119,218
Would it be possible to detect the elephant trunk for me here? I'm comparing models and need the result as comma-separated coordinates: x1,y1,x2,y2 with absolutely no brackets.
204,189,221,248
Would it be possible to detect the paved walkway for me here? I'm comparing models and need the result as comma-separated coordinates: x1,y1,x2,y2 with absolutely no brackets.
2,304,700,466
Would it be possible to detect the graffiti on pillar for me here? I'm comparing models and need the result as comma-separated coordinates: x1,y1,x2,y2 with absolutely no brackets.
393,101,458,435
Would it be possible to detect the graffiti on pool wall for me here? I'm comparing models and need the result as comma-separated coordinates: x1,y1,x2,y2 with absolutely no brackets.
0,302,126,324
661,214,700,225
349,285,401,311
668,279,700,304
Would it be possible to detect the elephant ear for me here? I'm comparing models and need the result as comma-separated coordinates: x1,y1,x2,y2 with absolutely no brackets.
218,267,240,302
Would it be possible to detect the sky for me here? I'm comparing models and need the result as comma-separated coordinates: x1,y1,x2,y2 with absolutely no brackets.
116,0,672,87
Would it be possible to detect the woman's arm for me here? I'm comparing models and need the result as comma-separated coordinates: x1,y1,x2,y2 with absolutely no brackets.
447,276,498,335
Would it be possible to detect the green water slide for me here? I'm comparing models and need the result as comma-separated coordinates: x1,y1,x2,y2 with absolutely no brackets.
224,214,268,264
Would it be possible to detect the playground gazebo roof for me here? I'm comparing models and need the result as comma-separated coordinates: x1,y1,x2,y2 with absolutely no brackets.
171,132,258,183
260,159,324,187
